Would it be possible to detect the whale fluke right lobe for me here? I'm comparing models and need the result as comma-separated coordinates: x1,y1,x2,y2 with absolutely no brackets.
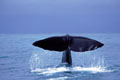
70,36,104,52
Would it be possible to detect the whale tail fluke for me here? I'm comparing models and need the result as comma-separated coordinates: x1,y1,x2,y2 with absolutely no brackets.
33,35,104,52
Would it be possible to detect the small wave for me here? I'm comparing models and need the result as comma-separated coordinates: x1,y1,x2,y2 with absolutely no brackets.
0,56,9,59
47,76,68,80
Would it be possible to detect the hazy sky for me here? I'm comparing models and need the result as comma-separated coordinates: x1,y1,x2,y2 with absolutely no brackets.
0,0,120,33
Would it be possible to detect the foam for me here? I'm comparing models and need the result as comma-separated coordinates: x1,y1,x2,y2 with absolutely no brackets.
31,66,112,75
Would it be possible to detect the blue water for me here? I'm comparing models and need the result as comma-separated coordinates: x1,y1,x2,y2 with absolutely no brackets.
0,34,120,80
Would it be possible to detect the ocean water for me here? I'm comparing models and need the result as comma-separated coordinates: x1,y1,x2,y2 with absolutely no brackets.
0,33,120,80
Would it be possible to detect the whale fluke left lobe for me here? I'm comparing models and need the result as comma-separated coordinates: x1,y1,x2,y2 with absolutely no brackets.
33,36,68,51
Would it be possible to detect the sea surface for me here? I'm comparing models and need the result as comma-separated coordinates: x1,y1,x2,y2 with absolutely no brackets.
0,33,120,80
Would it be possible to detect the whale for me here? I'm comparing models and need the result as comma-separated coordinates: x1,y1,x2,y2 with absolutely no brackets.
33,34,104,67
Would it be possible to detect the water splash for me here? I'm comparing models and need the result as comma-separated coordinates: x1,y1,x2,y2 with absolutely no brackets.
30,52,112,75
30,51,60,70
30,53,41,70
